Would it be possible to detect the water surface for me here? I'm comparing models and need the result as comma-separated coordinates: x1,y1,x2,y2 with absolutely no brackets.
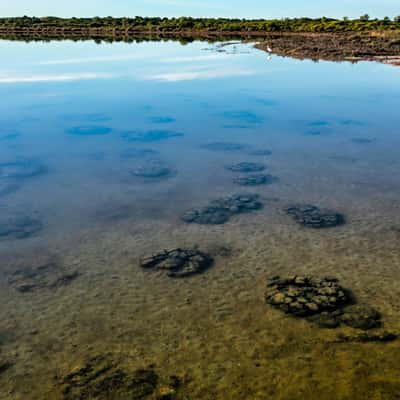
1,39,400,399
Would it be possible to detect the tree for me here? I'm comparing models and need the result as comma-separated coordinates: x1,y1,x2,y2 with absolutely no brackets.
394,15,400,23
359,14,370,21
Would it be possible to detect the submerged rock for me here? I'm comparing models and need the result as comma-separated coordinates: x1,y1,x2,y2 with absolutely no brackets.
0,215,42,240
120,148,159,160
226,162,266,173
247,149,272,156
285,205,345,228
8,259,79,293
0,159,45,180
122,130,183,143
201,142,247,152
67,126,112,136
265,276,351,318
131,159,173,179
351,137,374,144
339,304,381,330
265,276,382,330
234,174,277,186
61,355,159,400
181,193,263,225
140,248,213,278
0,181,20,197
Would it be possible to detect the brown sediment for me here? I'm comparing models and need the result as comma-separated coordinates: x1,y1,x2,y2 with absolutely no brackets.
255,31,400,66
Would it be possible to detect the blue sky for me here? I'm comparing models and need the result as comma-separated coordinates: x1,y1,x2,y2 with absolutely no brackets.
0,0,399,19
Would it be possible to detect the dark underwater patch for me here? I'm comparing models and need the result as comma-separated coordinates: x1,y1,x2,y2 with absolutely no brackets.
121,130,184,142
0,159,46,180
308,120,330,127
0,215,42,240
351,137,374,144
148,116,176,124
67,126,112,136
182,193,263,225
201,142,248,152
226,162,266,173
120,148,159,160
222,110,264,124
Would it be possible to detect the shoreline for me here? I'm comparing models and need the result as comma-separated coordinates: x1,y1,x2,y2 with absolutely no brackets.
0,28,399,65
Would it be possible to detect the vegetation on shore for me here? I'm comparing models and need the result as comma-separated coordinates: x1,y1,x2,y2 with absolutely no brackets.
0,16,400,33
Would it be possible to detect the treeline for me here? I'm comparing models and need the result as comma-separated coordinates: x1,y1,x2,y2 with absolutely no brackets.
0,16,400,32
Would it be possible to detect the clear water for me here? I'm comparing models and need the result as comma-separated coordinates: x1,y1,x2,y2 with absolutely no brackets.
1,39,400,399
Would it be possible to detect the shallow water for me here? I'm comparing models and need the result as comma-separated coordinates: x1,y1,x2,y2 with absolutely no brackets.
1,39,400,399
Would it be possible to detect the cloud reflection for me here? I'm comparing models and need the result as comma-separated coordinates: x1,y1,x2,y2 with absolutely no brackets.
0,73,112,84
145,68,254,82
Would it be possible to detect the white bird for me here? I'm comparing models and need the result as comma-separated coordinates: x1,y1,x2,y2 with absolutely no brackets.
267,46,272,53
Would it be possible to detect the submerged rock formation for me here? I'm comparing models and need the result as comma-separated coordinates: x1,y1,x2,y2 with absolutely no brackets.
285,205,345,228
61,356,159,400
121,130,183,142
0,215,42,240
131,159,173,179
140,248,213,278
181,193,263,225
265,276,381,330
234,174,277,186
226,162,266,173
8,258,79,293
61,355,183,400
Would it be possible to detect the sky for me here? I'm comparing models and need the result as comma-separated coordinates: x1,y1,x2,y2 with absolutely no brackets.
0,0,399,19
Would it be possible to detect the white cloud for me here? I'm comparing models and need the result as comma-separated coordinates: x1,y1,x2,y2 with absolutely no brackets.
0,72,112,83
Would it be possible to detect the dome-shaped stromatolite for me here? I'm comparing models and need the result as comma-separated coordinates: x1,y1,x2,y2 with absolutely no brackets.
285,205,345,228
265,276,350,317
234,174,277,186
140,248,213,278
265,276,381,330
181,193,263,225
226,162,266,173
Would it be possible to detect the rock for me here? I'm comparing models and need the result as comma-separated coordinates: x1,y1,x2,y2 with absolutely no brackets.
67,126,112,136
0,215,42,240
339,304,382,330
226,162,266,173
131,160,173,179
201,142,247,152
308,310,343,328
285,205,345,228
181,194,263,225
265,276,383,330
140,248,213,278
122,130,183,143
8,259,79,292
61,355,159,400
265,276,351,318
234,174,277,186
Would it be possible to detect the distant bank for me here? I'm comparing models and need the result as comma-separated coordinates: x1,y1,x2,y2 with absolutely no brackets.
1,16,400,65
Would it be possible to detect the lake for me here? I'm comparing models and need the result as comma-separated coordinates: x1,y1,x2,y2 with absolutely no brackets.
1,38,400,399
